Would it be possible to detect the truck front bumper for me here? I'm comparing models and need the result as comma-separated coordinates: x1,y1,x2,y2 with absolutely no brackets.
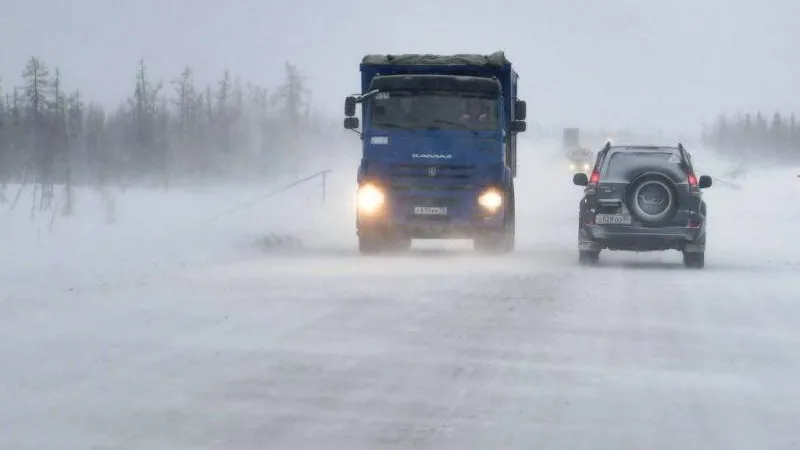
359,211,505,239
357,189,506,239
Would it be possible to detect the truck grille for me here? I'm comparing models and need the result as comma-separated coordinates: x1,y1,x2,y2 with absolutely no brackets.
390,164,475,190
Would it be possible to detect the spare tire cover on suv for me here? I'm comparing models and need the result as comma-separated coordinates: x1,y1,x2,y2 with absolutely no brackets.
629,175,677,224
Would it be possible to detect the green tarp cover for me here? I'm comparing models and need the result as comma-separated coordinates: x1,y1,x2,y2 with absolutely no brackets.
362,51,510,67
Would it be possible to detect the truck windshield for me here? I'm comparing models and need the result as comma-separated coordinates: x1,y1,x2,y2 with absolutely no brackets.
370,92,498,131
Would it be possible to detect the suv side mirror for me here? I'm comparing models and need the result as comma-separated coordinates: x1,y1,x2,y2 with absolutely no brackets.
573,172,589,186
514,100,527,120
698,175,712,188
344,96,357,117
344,117,359,130
509,120,526,133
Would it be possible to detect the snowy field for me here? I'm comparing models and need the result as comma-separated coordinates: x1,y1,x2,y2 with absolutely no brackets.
1,140,799,449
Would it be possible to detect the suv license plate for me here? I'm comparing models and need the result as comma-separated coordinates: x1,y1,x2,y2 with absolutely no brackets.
414,206,447,215
595,213,631,225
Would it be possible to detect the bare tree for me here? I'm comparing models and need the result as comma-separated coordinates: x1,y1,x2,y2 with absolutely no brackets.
217,70,231,157
51,68,71,213
0,80,7,192
273,62,310,176
172,66,193,168
21,57,53,211
273,62,309,128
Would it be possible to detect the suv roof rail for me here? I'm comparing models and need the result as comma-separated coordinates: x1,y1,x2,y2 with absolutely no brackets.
603,141,611,150
677,143,684,150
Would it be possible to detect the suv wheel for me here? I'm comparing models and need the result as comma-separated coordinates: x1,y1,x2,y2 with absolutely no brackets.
682,251,705,269
579,250,600,265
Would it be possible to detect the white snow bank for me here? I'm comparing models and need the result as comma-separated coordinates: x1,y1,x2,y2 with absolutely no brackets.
0,167,359,293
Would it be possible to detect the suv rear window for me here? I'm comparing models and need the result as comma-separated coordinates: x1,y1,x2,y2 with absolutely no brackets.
604,151,679,178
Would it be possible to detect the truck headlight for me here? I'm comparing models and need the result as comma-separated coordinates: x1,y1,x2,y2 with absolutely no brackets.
357,183,384,214
478,188,503,213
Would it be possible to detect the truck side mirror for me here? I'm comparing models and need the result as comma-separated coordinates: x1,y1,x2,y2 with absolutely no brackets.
573,173,589,186
344,117,359,130
344,97,357,117
698,175,712,188
509,120,526,133
514,100,526,120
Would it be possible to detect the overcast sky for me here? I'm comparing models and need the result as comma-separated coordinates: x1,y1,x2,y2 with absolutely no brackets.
1,0,798,133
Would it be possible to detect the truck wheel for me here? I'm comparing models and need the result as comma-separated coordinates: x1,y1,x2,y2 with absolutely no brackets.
474,233,511,254
474,202,515,254
359,230,410,254
358,231,383,254
385,233,412,253
502,213,516,252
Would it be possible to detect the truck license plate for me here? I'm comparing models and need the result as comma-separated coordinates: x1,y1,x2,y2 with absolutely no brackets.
595,213,632,225
414,206,447,215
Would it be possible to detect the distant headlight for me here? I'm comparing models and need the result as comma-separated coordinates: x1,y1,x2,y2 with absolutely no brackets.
357,183,384,214
569,163,577,171
478,188,503,213
582,163,591,171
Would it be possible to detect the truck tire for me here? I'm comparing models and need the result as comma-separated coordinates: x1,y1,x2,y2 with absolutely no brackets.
385,233,412,253
474,231,512,254
358,231,383,254
358,230,411,254
474,190,515,254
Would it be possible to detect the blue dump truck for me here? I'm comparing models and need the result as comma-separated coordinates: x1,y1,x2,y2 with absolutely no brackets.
343,52,527,254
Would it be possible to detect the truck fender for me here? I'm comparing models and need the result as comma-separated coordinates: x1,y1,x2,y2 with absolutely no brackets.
503,165,513,191
356,158,369,184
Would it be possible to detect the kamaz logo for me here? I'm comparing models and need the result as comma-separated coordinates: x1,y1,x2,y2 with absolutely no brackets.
412,153,452,159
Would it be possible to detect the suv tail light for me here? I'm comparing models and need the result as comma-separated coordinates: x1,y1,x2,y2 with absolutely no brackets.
687,172,701,195
589,170,600,184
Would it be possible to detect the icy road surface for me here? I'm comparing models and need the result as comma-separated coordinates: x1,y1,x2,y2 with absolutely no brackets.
2,148,799,449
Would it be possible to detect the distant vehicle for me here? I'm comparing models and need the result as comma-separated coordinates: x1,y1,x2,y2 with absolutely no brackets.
572,142,712,268
567,148,594,174
562,128,593,173
343,51,527,254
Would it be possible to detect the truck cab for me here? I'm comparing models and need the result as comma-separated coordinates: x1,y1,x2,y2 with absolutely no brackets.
343,52,527,254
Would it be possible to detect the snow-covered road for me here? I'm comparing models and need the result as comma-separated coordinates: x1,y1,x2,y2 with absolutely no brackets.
2,144,799,449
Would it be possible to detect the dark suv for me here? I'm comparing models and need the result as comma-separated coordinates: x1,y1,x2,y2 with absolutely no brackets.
572,143,712,268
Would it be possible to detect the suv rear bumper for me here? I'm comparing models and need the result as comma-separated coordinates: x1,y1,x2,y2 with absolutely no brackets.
580,224,705,252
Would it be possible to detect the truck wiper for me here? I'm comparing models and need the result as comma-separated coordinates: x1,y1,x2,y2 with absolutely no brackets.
374,122,417,133
431,119,479,135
